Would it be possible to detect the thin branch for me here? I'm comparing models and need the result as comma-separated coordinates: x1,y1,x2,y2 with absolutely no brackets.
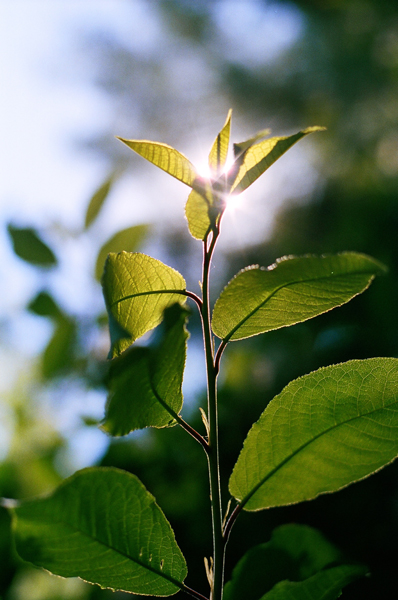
181,583,209,600
177,416,210,454
151,388,209,453
184,289,204,310
223,502,243,543
214,339,227,376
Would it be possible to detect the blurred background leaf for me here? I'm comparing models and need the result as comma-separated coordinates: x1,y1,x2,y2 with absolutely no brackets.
7,225,57,267
84,173,116,230
95,224,149,280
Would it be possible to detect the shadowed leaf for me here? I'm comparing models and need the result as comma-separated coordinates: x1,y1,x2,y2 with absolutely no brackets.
102,304,189,435
13,467,187,596
0,507,16,593
224,524,349,600
259,565,367,600
230,358,398,511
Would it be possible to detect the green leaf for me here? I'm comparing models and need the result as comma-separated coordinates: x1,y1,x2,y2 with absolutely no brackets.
13,467,187,596
95,224,149,280
84,173,115,229
102,252,187,357
102,304,189,435
229,357,398,511
27,291,62,319
232,128,271,157
41,316,76,379
223,524,344,600
259,565,367,600
229,127,325,194
208,109,232,174
212,253,385,342
7,224,57,266
0,506,16,593
117,137,198,188
185,188,213,240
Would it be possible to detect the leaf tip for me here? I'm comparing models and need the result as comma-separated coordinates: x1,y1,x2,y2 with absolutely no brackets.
303,125,327,134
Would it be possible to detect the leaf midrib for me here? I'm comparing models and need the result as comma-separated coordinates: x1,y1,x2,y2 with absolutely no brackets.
220,268,375,343
110,288,187,309
238,395,398,511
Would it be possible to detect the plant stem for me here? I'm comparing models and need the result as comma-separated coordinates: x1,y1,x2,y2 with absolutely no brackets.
201,228,224,600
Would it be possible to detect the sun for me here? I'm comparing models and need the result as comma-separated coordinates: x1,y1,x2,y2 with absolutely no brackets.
194,155,243,213
225,193,244,213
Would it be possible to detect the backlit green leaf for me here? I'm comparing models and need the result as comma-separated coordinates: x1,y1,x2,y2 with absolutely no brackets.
212,253,385,342
229,358,398,511
208,109,232,174
117,138,198,187
232,128,271,157
7,224,57,266
102,252,186,357
185,188,212,240
185,177,227,241
13,467,187,596
223,524,343,600
229,127,325,194
84,173,115,229
102,304,189,435
95,224,149,280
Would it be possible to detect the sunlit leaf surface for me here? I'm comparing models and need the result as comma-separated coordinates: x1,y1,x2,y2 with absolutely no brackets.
232,128,271,157
230,127,325,194
102,304,188,435
223,524,344,600
230,358,398,511
102,252,186,357
117,138,198,187
13,468,187,596
7,224,57,266
95,224,149,280
208,109,232,174
185,188,212,240
212,253,385,342
184,111,233,240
